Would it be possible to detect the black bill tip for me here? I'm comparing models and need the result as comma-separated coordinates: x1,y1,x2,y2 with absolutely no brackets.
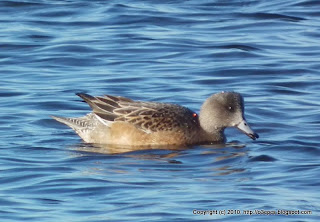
248,132,259,140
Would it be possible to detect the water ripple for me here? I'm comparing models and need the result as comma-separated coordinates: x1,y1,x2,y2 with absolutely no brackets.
1,0,320,221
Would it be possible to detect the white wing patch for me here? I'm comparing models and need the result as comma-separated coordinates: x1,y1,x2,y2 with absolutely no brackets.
95,113,112,127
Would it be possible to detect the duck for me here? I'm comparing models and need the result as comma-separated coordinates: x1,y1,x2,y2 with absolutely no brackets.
52,92,258,146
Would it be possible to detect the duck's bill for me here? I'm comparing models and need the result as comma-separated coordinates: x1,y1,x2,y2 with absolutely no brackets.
236,119,259,140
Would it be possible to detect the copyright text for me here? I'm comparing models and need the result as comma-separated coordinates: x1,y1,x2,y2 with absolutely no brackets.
192,209,312,216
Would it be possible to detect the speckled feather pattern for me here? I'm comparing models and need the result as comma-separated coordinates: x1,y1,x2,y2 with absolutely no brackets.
78,94,201,134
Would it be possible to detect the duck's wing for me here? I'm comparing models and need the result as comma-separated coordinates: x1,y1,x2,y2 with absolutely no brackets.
77,93,199,133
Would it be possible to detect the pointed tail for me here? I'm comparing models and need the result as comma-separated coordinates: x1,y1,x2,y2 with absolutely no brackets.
52,116,80,130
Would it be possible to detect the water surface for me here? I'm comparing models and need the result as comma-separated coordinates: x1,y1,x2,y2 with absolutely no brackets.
1,0,320,221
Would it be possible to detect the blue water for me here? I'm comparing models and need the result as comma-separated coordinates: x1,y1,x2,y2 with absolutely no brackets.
1,0,320,221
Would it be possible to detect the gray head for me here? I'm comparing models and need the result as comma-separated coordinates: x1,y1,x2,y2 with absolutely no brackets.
199,92,259,140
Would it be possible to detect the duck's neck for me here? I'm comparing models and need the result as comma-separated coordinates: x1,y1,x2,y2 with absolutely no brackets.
199,127,226,143
198,103,226,143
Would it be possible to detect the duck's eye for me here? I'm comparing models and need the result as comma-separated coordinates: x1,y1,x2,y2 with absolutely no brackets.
228,106,234,112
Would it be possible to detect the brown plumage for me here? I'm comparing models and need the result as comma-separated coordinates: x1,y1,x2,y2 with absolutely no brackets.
52,92,258,146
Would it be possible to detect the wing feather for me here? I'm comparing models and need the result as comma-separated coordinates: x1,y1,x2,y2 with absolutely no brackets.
77,93,199,133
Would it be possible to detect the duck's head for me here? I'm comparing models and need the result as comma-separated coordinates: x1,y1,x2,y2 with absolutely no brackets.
199,92,259,140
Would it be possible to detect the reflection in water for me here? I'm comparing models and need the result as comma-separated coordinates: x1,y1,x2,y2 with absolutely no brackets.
73,142,192,155
70,142,249,177
73,141,247,155
214,166,246,176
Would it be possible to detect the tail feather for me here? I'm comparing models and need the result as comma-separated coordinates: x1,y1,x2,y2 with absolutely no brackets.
52,116,81,130
52,113,108,143
51,114,97,131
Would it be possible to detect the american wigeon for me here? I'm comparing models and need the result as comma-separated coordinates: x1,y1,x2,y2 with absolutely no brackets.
52,92,258,146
